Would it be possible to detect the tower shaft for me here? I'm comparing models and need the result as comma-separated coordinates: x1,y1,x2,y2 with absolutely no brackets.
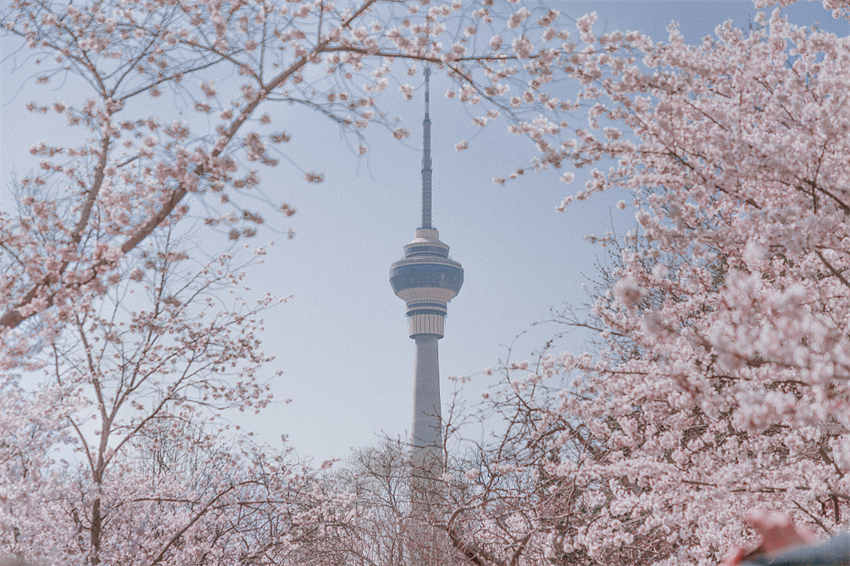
411,335,441,468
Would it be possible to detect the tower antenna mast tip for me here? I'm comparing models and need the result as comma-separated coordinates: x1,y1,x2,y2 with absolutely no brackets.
421,64,433,229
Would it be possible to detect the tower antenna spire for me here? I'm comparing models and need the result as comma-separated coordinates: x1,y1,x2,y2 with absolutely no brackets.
421,66,432,229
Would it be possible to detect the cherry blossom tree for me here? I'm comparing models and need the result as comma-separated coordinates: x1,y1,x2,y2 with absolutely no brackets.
446,0,850,564
0,1,574,563
279,439,466,566
0,230,356,565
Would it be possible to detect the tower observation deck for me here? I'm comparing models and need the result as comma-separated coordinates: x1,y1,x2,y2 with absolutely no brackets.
389,68,463,471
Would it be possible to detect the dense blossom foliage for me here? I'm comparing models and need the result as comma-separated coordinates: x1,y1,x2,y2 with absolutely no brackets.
443,1,850,565
0,0,573,563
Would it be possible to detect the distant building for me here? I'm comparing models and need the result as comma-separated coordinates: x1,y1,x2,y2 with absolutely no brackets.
389,67,464,476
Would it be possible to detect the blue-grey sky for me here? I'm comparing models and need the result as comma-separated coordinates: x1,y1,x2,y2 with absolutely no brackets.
1,1,835,463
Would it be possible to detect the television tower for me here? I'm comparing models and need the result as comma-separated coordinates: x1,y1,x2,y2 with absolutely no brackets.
389,68,464,473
